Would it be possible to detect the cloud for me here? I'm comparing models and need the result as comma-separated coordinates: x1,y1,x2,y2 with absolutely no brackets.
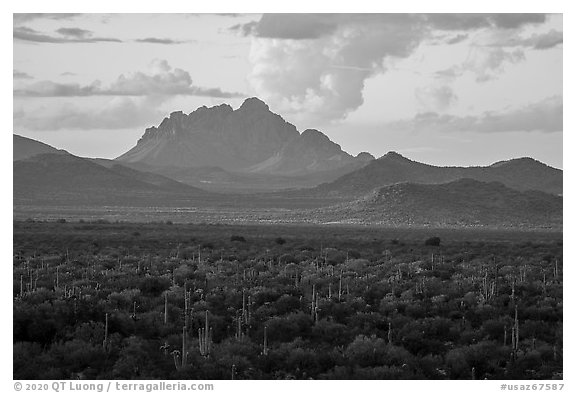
387,96,562,133
14,96,167,131
13,13,82,23
13,70,33,80
13,26,122,44
234,14,547,39
229,21,259,37
489,14,548,29
14,60,244,98
233,14,341,39
435,67,462,80
531,30,563,49
245,14,428,122
55,27,92,39
472,48,526,82
435,47,526,83
135,38,189,44
426,13,547,31
416,85,458,111
238,13,551,123
489,29,563,50
446,34,468,45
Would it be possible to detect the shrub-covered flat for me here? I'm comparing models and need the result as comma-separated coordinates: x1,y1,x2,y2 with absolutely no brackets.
13,220,562,379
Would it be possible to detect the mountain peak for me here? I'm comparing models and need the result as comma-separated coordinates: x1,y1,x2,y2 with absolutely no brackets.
169,110,185,118
301,128,330,142
380,151,409,161
490,157,547,168
356,152,375,162
239,97,269,112
192,103,233,115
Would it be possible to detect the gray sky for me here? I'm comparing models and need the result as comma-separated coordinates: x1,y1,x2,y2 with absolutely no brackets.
13,13,563,168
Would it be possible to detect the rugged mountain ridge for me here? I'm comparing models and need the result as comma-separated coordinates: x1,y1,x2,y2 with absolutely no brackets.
116,97,373,175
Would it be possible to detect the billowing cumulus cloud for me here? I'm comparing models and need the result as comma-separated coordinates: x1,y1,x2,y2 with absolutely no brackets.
14,60,244,131
245,14,428,122
14,60,243,98
14,96,166,131
387,96,562,133
236,13,550,122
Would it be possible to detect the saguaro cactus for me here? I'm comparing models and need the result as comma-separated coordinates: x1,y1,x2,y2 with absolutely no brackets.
55,265,60,290
262,326,269,356
181,326,187,367
164,292,168,325
311,284,316,317
103,313,109,351
511,306,520,359
235,314,244,341
160,341,171,356
198,311,212,357
172,326,188,370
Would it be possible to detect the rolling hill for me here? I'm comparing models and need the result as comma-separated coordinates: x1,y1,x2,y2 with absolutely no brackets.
13,134,67,161
312,152,562,197
14,153,209,206
303,178,562,229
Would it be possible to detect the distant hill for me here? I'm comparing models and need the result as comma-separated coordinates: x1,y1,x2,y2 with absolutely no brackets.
304,178,562,229
88,158,195,192
13,134,67,161
116,97,373,176
312,152,562,197
14,153,209,205
129,160,371,193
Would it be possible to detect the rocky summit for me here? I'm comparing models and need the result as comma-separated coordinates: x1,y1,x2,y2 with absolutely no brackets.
116,97,373,175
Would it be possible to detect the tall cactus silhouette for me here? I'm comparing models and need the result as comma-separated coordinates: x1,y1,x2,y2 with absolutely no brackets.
262,326,269,356
103,313,109,351
198,310,212,357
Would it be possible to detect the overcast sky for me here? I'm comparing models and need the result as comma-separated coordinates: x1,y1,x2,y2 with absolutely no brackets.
13,13,563,168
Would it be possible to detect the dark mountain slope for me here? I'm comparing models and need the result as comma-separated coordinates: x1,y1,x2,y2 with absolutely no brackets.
14,153,209,205
13,134,67,161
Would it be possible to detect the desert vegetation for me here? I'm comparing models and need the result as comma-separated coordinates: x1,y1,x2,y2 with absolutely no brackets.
13,220,562,379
